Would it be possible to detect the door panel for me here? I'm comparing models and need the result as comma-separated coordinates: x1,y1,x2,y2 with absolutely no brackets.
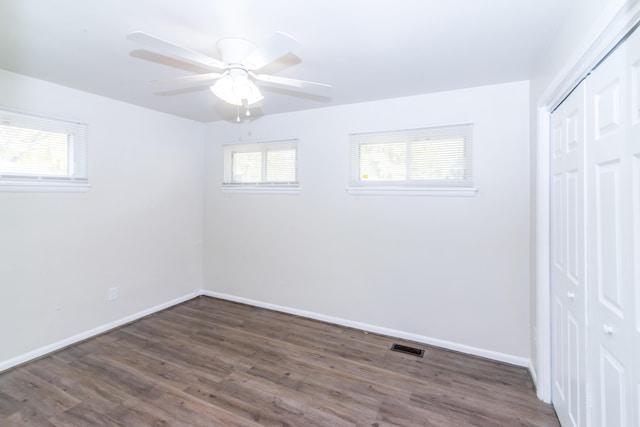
567,112,580,152
632,62,640,125
594,80,621,138
554,296,566,401
635,155,640,339
586,24,637,427
567,312,580,425
599,345,626,426
551,81,587,427
628,28,640,427
567,169,580,283
594,161,623,317
553,172,565,269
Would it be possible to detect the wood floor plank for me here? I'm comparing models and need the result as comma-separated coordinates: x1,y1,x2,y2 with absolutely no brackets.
0,296,559,426
48,403,120,426
3,409,57,427
25,356,129,413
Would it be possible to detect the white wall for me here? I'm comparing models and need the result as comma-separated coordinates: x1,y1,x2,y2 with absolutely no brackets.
204,81,531,362
0,70,204,367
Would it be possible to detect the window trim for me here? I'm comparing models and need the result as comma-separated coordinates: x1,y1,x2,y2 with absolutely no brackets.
220,186,302,195
0,107,89,192
347,123,476,196
0,179,90,193
345,186,477,197
221,139,300,195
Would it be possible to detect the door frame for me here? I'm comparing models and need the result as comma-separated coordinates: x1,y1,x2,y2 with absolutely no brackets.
534,0,640,404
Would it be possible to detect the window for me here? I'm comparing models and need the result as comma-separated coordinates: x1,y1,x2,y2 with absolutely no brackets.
0,108,88,192
348,123,475,196
222,139,299,194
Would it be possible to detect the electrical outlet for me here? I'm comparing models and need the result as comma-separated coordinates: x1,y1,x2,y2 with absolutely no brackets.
108,287,118,301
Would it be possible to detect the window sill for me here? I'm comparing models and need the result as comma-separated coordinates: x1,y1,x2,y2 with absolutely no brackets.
345,186,477,197
0,181,90,193
220,186,301,195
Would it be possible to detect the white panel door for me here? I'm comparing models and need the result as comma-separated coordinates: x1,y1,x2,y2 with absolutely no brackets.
585,25,639,427
551,81,588,427
625,26,640,427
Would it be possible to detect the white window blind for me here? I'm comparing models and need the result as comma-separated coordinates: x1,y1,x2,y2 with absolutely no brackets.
349,123,474,190
222,140,299,192
0,108,88,191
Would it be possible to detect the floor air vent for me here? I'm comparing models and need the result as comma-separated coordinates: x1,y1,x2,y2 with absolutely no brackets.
390,343,424,357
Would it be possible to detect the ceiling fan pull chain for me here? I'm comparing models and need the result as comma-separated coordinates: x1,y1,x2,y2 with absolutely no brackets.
242,99,251,117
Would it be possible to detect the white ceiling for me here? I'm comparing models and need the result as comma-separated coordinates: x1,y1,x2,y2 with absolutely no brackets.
0,0,572,123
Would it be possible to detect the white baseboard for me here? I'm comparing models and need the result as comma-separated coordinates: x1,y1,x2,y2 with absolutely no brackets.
0,291,200,373
202,290,530,368
1,289,531,373
527,361,551,403
528,360,538,384
529,361,541,395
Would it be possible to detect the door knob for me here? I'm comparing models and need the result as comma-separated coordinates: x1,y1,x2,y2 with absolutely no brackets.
602,324,614,335
567,291,575,300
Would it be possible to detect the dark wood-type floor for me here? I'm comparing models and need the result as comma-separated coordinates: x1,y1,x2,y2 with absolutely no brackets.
0,296,559,426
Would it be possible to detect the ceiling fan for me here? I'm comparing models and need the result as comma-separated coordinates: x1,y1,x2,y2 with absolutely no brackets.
127,31,331,110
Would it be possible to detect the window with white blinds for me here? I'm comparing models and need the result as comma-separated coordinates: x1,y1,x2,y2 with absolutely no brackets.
0,108,88,191
348,123,475,195
222,139,299,193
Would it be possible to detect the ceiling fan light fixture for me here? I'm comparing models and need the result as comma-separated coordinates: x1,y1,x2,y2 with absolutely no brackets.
210,71,263,106
128,31,330,114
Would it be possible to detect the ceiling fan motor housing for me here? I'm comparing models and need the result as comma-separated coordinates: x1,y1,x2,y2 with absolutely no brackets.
216,38,256,66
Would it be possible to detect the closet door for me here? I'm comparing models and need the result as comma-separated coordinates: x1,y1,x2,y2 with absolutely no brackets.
551,81,588,427
585,25,639,427
629,27,640,427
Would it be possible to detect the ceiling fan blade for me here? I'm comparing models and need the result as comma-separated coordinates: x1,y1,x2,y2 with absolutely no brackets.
253,73,331,94
242,32,301,71
153,72,225,87
127,31,227,70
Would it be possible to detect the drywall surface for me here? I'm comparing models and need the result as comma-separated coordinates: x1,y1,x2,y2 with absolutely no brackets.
0,70,204,365
204,81,531,360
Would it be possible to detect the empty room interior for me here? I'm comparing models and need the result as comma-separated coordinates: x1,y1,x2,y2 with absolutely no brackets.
1,1,639,426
